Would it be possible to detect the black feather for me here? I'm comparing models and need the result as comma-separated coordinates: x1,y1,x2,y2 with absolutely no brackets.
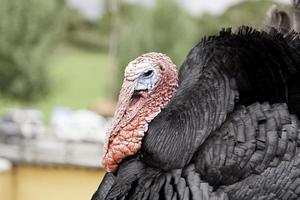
142,26,300,171
93,26,300,200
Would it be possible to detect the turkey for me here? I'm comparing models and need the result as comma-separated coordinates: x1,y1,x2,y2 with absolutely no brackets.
92,4,300,200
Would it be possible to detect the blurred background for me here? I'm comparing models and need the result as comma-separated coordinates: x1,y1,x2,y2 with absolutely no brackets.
0,0,292,199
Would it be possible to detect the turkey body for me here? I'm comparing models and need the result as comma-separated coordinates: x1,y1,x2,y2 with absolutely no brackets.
92,27,300,200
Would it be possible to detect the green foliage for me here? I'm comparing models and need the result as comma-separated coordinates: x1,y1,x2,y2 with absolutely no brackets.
150,0,198,65
221,0,289,29
0,45,109,121
0,0,67,101
117,0,198,87
195,0,289,40
66,6,110,51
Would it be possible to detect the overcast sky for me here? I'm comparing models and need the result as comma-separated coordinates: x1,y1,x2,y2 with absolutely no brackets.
67,0,291,21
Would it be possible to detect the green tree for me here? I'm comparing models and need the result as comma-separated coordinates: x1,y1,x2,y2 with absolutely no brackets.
0,0,67,101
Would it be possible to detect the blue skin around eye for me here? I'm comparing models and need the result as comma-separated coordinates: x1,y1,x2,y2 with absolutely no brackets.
135,70,158,91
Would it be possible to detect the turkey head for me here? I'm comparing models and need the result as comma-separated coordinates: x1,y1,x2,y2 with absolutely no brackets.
102,52,178,172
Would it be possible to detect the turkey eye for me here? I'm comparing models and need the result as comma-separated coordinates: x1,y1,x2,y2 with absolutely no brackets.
143,70,153,77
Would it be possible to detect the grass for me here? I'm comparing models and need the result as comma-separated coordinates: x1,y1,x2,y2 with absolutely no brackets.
0,44,111,122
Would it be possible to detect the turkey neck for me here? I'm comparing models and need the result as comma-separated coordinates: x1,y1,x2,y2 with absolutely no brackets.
142,65,238,170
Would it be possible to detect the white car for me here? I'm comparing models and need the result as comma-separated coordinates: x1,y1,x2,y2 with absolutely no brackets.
0,109,45,139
